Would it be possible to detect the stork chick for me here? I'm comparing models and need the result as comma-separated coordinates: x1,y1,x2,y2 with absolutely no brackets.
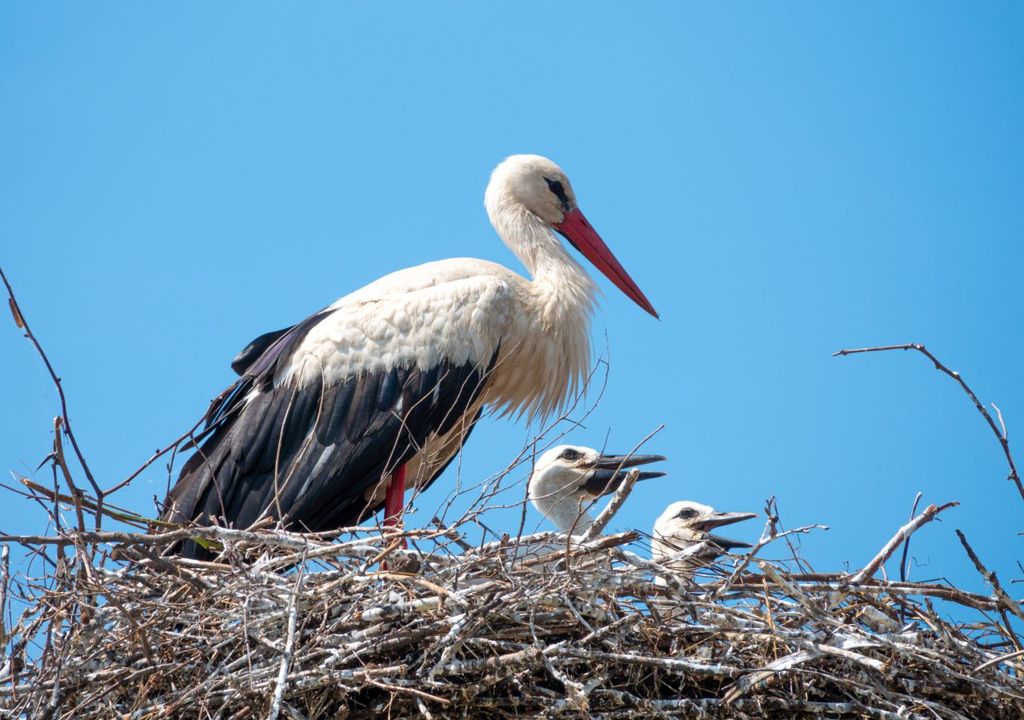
652,501,755,581
528,445,665,535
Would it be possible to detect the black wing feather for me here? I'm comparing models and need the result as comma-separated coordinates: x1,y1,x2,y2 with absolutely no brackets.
316,379,355,446
231,327,292,375
162,316,496,558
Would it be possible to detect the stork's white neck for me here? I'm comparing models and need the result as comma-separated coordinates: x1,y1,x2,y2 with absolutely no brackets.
530,473,594,535
651,530,708,585
486,195,597,326
651,534,677,564
482,180,596,418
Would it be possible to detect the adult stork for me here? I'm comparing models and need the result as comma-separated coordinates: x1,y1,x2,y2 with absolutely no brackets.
162,155,658,557
651,501,755,581
527,444,665,534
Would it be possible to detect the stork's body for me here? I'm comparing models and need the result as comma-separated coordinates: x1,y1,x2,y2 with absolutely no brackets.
651,501,755,582
162,156,657,557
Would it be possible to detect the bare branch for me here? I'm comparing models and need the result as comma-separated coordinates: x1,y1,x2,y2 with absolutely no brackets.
957,529,1024,625
267,561,304,720
850,502,958,584
899,492,923,584
834,342,1022,502
1,267,104,522
580,469,638,543
105,416,206,496
581,424,664,542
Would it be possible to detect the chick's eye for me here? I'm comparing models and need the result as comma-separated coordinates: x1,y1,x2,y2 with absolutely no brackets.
677,509,698,520
560,448,582,461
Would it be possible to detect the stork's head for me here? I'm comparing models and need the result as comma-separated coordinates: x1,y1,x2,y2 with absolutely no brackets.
528,444,666,532
653,501,756,558
485,154,659,318
488,154,577,227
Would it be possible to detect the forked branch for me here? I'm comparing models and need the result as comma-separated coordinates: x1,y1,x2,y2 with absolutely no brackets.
834,343,1022,502
851,501,958,584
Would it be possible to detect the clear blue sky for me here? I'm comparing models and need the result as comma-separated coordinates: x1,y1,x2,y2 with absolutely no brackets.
2,4,1022,601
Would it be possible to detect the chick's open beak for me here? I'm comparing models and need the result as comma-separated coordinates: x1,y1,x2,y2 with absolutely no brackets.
582,453,667,497
698,511,757,551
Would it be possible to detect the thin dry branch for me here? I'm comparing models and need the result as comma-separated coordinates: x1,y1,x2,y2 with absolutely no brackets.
834,342,1022,501
104,415,207,496
899,491,923,584
0,544,7,669
17,477,153,529
851,501,958,584
1,267,103,521
957,529,1024,625
267,562,304,720
581,424,664,543
581,469,639,542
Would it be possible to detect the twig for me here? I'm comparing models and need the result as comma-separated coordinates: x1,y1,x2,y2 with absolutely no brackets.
975,647,1024,673
956,529,1024,624
104,416,206,496
267,561,304,720
580,470,638,543
850,502,958,584
1,268,104,525
581,424,664,542
895,492,925,623
0,544,7,668
717,527,829,595
899,492,923,584
712,498,827,600
834,343,1022,502
18,478,155,529
51,417,89,540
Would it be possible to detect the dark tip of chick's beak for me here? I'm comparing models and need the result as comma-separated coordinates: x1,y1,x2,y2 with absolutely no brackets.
580,453,667,498
695,512,756,552
590,453,667,470
705,534,753,551
695,511,757,532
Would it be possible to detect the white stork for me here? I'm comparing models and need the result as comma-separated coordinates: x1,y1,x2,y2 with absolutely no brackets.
651,501,755,581
527,444,665,534
162,155,658,557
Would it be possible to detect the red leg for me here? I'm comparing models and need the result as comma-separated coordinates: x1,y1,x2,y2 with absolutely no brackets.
383,464,408,552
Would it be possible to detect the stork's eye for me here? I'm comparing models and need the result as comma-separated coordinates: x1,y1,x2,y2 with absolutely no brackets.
677,508,698,520
544,177,571,210
560,448,582,461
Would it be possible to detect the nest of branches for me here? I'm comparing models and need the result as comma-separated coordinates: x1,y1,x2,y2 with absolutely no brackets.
1,495,1022,720
3,271,1023,718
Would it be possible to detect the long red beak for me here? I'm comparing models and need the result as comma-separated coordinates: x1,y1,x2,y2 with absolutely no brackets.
555,208,658,318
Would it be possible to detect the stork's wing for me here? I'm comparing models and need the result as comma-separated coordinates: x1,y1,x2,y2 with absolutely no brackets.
162,262,518,558
231,326,293,376
163,353,493,557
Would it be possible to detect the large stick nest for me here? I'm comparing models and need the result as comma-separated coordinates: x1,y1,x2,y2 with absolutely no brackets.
0,289,1021,719
2,515,1022,720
